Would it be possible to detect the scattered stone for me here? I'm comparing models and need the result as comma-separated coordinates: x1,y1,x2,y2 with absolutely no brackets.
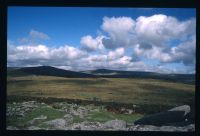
125,109,133,114
121,107,126,112
83,122,103,130
52,103,63,109
77,106,89,118
27,126,43,130
92,108,100,112
16,112,25,117
7,101,41,117
22,101,36,107
71,121,103,130
71,123,81,130
69,106,88,118
44,119,68,129
28,115,47,125
7,126,19,130
63,114,73,124
119,107,134,114
133,104,137,108
103,120,126,130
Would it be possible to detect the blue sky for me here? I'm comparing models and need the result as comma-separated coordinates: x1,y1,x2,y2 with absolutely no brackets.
7,7,196,73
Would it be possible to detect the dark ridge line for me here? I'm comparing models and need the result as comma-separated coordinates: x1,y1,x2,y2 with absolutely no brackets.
7,66,195,84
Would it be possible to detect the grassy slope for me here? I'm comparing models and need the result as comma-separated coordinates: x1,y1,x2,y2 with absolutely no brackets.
7,75,195,106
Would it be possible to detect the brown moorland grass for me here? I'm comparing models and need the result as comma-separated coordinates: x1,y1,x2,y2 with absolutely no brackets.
7,75,195,107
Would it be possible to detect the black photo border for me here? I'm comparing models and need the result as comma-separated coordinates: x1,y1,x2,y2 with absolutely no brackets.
0,0,199,136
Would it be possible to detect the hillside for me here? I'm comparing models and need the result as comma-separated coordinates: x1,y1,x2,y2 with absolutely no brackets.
7,66,96,78
84,69,195,84
7,66,195,84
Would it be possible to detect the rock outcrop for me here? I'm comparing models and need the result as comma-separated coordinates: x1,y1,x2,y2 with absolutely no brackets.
7,102,195,131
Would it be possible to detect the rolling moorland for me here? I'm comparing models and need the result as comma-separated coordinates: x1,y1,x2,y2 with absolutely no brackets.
7,66,195,130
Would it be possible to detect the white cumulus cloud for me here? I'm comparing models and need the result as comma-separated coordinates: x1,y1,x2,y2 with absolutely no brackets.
18,29,50,45
135,14,195,49
101,16,136,49
80,35,105,51
8,14,196,73
108,47,125,60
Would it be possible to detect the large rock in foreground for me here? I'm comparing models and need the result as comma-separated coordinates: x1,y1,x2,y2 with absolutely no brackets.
134,105,192,126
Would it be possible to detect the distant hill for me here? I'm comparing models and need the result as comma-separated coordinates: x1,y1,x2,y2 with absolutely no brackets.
83,69,120,75
7,66,195,84
7,66,97,78
83,69,195,84
7,67,30,77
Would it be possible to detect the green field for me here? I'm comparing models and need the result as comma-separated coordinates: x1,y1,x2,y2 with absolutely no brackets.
7,75,195,108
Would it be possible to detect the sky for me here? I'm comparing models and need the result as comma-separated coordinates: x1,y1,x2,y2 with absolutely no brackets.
7,7,196,74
